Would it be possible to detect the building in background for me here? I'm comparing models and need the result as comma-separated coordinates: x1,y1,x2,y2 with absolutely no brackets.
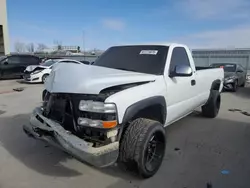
0,0,9,55
193,48,250,75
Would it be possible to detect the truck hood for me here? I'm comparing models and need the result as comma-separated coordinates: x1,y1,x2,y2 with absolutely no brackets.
45,63,158,94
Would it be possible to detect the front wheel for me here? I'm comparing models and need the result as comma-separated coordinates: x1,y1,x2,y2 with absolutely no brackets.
119,118,166,178
42,74,49,83
202,90,221,118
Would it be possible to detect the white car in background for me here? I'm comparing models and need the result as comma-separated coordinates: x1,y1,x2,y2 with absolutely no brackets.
23,59,83,83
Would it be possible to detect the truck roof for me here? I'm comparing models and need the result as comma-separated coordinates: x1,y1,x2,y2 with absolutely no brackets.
112,43,187,48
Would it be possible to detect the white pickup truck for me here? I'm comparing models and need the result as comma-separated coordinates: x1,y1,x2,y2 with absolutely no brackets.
23,43,224,178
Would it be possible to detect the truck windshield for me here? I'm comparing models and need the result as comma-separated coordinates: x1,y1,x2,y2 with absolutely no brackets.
93,45,169,75
211,64,236,72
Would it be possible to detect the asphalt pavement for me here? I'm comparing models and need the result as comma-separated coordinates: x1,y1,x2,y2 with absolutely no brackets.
0,80,250,188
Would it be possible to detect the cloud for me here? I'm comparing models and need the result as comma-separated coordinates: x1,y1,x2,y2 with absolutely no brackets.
176,0,250,20
172,25,250,49
101,18,125,31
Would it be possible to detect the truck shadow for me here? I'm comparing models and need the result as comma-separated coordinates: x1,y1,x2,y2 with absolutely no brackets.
16,80,42,85
104,113,250,188
233,86,250,99
1,112,250,188
0,114,82,177
223,84,250,99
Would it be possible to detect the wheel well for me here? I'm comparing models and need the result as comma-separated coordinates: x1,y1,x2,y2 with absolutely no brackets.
134,105,165,124
121,96,166,132
126,104,165,125
42,73,49,79
211,79,221,91
119,104,165,142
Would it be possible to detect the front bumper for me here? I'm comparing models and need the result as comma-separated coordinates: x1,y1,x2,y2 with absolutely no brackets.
23,74,41,83
23,107,119,167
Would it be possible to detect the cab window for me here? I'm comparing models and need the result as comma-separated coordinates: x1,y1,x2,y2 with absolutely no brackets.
169,47,191,74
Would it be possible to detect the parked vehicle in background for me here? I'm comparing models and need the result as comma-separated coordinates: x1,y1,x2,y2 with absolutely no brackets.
23,43,224,178
39,57,64,64
23,58,83,83
210,63,247,92
0,54,41,79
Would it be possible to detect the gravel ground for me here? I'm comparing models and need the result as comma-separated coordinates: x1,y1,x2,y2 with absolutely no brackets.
0,80,250,188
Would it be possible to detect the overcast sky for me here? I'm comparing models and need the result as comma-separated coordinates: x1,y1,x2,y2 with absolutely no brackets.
7,0,250,50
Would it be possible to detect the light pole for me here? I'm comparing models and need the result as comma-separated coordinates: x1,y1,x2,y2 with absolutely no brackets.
82,30,85,54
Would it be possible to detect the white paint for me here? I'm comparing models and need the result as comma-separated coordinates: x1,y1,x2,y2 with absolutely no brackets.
105,44,224,124
45,63,158,94
45,43,224,126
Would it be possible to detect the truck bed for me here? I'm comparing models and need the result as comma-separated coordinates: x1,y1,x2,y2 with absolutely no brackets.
195,66,217,70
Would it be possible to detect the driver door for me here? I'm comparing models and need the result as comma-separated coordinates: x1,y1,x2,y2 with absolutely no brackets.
165,47,197,125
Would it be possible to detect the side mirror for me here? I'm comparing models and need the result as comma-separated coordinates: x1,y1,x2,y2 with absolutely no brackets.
237,70,243,73
3,61,8,65
169,65,192,78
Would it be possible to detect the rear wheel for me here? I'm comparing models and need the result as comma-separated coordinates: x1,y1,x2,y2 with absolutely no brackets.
202,90,221,118
119,118,166,178
42,74,49,83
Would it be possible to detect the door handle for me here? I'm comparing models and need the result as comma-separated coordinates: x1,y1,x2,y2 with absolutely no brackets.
191,79,196,86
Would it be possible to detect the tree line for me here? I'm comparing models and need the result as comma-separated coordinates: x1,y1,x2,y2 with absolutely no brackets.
14,42,48,53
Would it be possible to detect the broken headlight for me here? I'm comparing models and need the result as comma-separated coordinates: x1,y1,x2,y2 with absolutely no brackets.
78,100,117,128
79,100,116,113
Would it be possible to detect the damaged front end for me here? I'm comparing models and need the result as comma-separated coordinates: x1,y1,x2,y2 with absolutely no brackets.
23,66,46,82
23,90,121,167
223,77,237,90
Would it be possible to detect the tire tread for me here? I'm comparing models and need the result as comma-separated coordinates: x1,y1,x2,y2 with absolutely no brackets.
119,118,165,178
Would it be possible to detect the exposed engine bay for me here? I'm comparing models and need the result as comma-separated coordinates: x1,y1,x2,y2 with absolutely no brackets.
41,82,147,147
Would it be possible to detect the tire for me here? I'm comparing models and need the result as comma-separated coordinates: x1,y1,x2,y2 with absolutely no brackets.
202,90,221,118
232,80,238,92
42,74,49,83
119,118,166,178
